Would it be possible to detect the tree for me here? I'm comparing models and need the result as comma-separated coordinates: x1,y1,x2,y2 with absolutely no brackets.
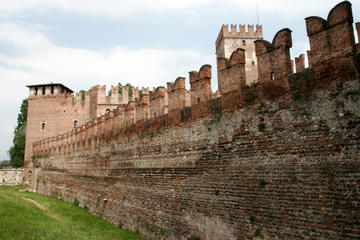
8,98,28,168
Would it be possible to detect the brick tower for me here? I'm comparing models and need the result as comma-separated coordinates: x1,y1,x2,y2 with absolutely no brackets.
24,83,92,183
216,24,263,85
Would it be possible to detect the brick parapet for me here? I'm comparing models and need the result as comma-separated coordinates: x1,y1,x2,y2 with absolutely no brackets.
217,48,246,94
32,1,360,156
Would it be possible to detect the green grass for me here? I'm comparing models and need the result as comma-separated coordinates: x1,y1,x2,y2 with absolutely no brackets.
0,185,146,240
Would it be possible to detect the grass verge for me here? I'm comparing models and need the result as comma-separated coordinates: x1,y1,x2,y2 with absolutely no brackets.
0,185,145,240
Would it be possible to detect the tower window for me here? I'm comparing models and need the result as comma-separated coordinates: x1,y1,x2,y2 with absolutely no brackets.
41,122,46,131
50,86,54,94
74,120,78,128
252,61,255,66
106,109,110,114
34,87,38,95
271,72,275,81
42,86,45,95
242,40,246,46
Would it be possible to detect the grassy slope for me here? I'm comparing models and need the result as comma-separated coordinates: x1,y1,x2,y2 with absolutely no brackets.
0,186,145,240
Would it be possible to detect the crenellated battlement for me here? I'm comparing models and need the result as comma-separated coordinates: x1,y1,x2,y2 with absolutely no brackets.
217,48,246,94
28,1,360,195
216,24,263,48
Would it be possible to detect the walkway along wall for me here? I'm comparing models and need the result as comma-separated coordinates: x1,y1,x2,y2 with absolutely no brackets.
30,2,360,239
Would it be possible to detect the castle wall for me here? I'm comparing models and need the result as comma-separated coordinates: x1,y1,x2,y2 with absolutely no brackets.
27,2,360,239
33,77,360,239
0,169,24,186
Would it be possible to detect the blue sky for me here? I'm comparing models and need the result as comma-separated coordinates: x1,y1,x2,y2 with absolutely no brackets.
0,0,359,160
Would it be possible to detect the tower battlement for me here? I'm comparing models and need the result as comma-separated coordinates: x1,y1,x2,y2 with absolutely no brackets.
216,24,263,49
216,24,263,85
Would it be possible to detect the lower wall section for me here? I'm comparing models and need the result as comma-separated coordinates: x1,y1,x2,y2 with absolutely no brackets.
0,169,24,186
34,80,360,240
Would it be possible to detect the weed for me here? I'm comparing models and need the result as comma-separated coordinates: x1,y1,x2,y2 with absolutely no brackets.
249,216,256,224
42,178,46,185
301,111,310,118
188,237,200,240
139,132,145,139
73,197,80,207
208,127,211,132
254,228,264,238
146,224,155,232
118,222,123,229
215,190,220,196
258,122,266,132
84,205,88,211
345,90,360,98
292,93,301,101
349,69,356,78
259,180,267,188
291,176,298,184
122,196,126,201
31,154,49,160
135,228,140,234
149,130,154,138
344,110,353,117
257,103,268,114
160,228,165,235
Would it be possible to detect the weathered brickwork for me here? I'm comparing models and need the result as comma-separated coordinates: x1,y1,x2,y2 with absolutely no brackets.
27,1,360,239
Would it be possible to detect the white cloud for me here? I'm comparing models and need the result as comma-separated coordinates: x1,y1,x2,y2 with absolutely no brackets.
0,0,213,18
0,0,345,18
0,22,214,96
225,0,343,17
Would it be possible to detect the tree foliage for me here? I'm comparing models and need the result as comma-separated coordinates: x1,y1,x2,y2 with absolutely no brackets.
8,98,28,168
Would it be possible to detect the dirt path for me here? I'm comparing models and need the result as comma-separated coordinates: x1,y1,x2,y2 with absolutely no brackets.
23,197,60,220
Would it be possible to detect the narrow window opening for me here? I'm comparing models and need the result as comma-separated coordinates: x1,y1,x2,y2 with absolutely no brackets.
106,109,110,115
271,72,275,81
41,122,46,130
50,86,54,94
252,61,255,66
42,86,45,95
242,40,246,46
34,87,38,95
61,87,64,93
74,120,78,128
197,97,200,103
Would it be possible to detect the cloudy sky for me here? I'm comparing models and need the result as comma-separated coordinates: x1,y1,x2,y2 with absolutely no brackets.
0,0,359,160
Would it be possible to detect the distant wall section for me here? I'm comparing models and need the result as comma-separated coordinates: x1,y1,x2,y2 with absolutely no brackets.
0,169,23,186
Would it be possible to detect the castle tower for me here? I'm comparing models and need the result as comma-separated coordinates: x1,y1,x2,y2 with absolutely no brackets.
24,83,92,184
216,24,263,85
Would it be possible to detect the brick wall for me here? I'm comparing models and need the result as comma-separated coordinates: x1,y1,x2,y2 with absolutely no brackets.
33,77,360,239
0,169,24,185
28,1,360,239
